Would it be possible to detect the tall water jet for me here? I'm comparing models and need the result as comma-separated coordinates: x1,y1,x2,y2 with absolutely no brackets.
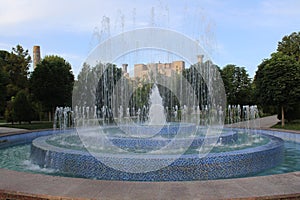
147,84,166,125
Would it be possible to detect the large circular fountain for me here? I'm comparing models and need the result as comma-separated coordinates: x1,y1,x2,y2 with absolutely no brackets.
30,127,283,181
28,28,284,181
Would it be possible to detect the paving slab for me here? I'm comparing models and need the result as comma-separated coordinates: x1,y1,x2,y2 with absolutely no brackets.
0,169,300,199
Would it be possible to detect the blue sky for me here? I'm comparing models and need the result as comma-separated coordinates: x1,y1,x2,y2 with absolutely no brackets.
0,0,299,78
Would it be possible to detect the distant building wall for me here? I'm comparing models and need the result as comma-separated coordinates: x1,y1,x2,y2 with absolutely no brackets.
134,64,148,78
134,60,185,79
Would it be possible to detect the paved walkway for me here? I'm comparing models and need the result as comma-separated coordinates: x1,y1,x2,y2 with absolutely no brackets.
0,127,27,134
225,115,280,129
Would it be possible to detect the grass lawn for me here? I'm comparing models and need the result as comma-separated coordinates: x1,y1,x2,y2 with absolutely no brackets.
0,121,53,130
272,120,300,131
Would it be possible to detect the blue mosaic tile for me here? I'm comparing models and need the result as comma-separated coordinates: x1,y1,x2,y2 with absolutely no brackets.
30,132,284,181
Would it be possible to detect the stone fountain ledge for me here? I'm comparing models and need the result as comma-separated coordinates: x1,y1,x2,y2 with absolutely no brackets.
0,168,299,199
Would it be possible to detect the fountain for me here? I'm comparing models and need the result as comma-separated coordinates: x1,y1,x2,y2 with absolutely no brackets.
26,28,285,181
29,81,284,181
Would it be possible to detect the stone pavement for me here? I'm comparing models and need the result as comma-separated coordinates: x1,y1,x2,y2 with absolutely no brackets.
0,169,299,199
225,115,280,129
0,126,27,135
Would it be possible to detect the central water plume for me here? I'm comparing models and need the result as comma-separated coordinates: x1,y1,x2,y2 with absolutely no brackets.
147,84,166,125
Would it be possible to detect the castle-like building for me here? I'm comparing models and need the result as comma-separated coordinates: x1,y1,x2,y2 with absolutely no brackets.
133,61,185,79
122,55,204,79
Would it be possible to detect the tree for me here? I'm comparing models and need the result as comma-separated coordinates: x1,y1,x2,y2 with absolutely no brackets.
254,52,300,127
277,31,300,62
30,55,74,120
1,50,10,119
95,63,122,122
3,45,31,97
12,90,34,123
221,64,253,106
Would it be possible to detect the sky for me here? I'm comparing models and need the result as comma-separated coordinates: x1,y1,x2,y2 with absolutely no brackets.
0,0,300,78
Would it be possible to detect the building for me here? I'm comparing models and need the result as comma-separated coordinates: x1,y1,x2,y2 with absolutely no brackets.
134,61,185,79
33,46,41,70
122,64,130,78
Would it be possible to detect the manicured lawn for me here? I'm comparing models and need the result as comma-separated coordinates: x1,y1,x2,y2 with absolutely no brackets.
0,122,53,130
272,120,300,131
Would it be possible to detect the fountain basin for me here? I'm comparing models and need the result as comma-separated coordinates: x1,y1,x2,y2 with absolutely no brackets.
30,133,284,181
70,127,238,151
118,122,196,137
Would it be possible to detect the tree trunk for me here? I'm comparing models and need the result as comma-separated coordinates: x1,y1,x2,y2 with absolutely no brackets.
281,105,285,127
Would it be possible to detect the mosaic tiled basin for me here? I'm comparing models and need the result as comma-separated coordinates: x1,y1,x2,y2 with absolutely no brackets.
30,133,284,181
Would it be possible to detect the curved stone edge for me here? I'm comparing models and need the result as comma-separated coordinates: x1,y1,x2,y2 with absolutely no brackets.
30,133,284,181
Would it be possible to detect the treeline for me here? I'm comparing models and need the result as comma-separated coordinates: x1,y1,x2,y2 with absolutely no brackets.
0,45,74,124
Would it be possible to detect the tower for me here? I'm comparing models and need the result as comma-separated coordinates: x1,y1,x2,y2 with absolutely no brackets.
197,55,204,64
33,46,41,69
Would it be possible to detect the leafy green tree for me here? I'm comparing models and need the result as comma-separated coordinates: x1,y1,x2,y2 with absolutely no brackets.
0,50,9,114
254,52,300,126
277,31,300,62
4,97,15,124
30,55,74,120
3,45,31,97
221,64,252,105
13,90,34,123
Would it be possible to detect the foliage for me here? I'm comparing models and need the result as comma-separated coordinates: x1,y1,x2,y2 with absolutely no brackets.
4,97,15,124
254,52,300,124
95,64,122,122
0,66,8,115
277,31,300,62
272,120,300,131
183,64,208,109
12,90,35,123
0,122,53,130
221,64,253,106
29,55,74,116
3,45,31,97
277,103,300,122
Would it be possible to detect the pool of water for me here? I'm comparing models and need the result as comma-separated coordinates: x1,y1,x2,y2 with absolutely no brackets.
0,140,299,179
45,131,268,154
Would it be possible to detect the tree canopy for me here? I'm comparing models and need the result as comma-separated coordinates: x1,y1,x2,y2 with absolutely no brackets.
254,52,300,126
13,90,34,123
30,55,74,117
4,45,31,97
221,64,252,106
277,31,300,62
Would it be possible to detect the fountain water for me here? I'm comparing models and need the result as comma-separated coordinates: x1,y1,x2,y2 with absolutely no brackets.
147,84,166,125
28,28,284,181
53,107,73,130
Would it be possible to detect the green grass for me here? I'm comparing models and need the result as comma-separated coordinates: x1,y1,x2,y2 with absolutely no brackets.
0,121,53,130
272,120,300,131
